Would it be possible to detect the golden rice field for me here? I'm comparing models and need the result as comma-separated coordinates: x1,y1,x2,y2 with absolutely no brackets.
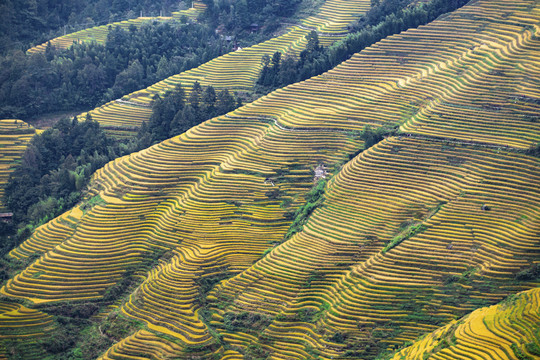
0,302,56,359
389,287,540,360
0,302,55,338
0,120,37,211
204,136,540,358
1,0,539,359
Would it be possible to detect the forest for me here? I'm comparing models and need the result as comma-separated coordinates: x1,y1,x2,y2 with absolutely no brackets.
200,0,304,34
0,22,230,120
0,0,309,121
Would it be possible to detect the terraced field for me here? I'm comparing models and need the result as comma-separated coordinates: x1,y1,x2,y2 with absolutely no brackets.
389,287,540,360
76,0,370,132
205,137,540,358
1,0,539,359
0,302,55,338
0,302,56,359
236,0,540,148
0,120,37,211
27,2,206,54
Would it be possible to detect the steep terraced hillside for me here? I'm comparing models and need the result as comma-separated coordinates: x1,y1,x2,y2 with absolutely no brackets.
1,0,539,359
0,120,37,211
389,287,540,360
26,2,206,54
203,137,539,358
238,0,539,148
76,0,370,135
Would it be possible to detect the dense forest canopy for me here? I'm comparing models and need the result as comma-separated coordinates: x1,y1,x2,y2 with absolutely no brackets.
200,0,303,34
0,0,316,121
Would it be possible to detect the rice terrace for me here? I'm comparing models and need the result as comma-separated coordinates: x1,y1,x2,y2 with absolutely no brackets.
0,0,538,359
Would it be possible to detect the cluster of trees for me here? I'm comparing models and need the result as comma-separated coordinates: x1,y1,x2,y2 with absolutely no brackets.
257,31,324,89
256,0,471,93
0,0,183,54
5,116,139,230
140,81,241,145
0,21,230,120
353,0,417,29
201,0,303,36
0,0,323,121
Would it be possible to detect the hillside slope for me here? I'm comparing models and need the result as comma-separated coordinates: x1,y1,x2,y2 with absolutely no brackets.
388,287,540,360
200,136,539,358
0,0,539,359
76,0,370,135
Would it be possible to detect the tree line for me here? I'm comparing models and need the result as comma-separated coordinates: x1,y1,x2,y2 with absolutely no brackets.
256,0,471,93
0,21,231,120
139,81,241,145
5,116,137,233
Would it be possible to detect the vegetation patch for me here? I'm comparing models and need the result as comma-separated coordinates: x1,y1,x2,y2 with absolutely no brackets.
282,178,327,242
382,223,428,253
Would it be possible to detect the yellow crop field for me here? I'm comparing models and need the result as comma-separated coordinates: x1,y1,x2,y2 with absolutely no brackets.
0,120,36,211
0,302,55,337
202,137,539,358
0,0,538,358
389,287,540,360
0,302,56,359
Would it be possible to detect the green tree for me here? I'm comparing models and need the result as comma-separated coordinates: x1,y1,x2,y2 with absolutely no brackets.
217,89,236,114
202,85,217,116
305,30,320,53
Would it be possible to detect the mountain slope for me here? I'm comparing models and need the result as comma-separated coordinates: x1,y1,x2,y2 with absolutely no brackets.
204,136,539,358
76,0,370,134
26,2,206,54
0,0,539,359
